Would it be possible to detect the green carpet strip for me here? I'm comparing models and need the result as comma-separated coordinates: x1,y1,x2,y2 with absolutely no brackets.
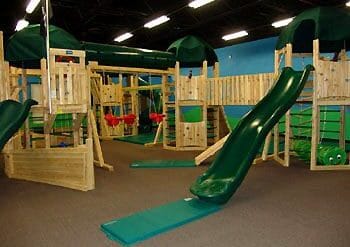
130,160,196,168
101,198,221,246
114,133,162,145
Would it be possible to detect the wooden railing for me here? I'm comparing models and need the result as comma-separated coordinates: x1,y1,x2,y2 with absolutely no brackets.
207,73,274,105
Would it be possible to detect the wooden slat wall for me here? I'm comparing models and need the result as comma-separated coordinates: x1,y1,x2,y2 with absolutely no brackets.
101,84,122,103
178,75,205,101
4,139,94,191
316,59,350,100
49,49,88,113
178,122,206,147
207,73,274,105
52,65,88,106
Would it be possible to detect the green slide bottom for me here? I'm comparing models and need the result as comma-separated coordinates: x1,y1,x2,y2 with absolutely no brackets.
130,160,196,168
0,99,38,151
101,198,221,245
190,65,314,204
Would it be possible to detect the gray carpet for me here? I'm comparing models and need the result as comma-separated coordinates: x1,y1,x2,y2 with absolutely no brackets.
0,141,350,247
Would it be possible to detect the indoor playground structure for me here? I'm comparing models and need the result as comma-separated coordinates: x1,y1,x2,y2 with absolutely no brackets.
88,59,172,142
1,27,112,192
195,7,350,171
1,2,350,247
262,6,350,170
162,35,275,151
100,6,350,245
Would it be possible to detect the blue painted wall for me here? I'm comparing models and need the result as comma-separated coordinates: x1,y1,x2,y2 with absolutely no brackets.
216,37,277,76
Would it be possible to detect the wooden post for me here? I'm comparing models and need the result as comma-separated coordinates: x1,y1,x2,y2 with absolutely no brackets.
175,62,180,148
0,31,3,62
283,43,293,167
339,105,346,150
22,68,31,149
262,132,272,160
41,59,51,148
0,31,5,101
213,61,220,78
339,50,347,151
273,50,281,161
89,111,113,171
202,61,208,148
310,39,320,170
152,121,163,145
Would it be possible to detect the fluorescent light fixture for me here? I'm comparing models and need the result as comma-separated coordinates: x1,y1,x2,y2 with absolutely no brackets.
15,19,29,31
189,0,215,9
346,1,350,7
144,15,170,28
26,0,41,14
272,17,294,28
222,31,248,41
114,32,133,42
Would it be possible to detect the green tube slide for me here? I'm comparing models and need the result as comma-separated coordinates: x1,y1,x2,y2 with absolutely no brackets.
190,65,314,204
293,140,347,165
0,99,38,151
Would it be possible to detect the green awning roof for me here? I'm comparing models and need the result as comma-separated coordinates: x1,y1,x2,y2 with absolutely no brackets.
5,24,82,63
276,7,350,52
167,35,218,67
82,42,176,69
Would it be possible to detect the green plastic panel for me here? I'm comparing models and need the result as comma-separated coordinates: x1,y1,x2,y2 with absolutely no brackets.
0,99,38,151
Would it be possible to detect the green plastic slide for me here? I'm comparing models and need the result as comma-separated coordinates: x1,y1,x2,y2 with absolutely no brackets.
0,99,38,151
190,65,314,204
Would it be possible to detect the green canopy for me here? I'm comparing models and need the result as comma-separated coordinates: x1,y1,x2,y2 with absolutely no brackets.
276,7,350,52
6,24,82,64
83,42,176,69
167,35,218,67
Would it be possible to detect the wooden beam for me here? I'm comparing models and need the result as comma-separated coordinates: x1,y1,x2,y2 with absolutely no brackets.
89,63,174,75
195,134,229,165
89,111,114,171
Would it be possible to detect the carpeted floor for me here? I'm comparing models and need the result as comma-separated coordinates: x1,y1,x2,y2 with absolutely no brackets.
0,140,350,247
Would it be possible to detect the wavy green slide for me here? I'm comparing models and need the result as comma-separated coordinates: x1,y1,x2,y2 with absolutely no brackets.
190,65,314,204
0,99,38,151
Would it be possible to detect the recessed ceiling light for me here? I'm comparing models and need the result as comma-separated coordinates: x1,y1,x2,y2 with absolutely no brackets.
144,16,170,29
222,31,248,41
346,1,350,7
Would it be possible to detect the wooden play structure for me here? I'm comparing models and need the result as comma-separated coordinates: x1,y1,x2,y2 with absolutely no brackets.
88,61,173,141
0,31,112,191
163,61,211,150
196,7,350,169
164,60,274,152
264,40,350,170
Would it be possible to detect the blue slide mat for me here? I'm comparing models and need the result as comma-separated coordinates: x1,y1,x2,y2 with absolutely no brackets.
101,198,221,246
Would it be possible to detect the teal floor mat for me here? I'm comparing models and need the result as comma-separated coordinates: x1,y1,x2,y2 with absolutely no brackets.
130,160,196,168
114,133,162,145
101,198,221,246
